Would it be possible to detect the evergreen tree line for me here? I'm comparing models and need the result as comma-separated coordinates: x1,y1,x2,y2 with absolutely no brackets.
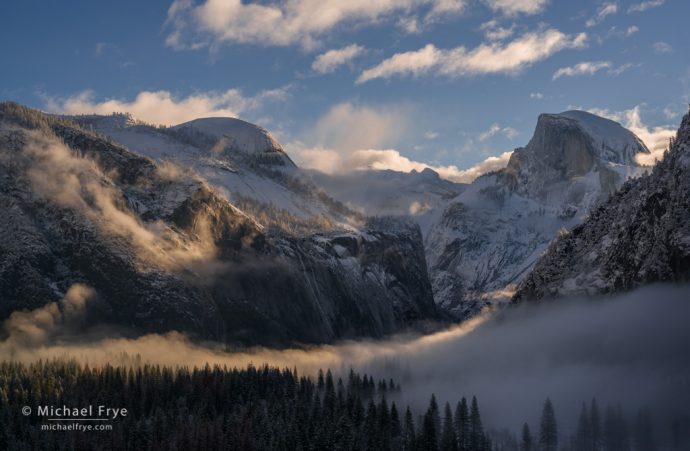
0,360,688,451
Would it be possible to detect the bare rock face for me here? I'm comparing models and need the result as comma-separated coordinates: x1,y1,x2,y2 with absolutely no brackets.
514,109,690,302
0,102,438,346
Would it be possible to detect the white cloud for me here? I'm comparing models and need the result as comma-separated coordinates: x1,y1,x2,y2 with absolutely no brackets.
478,123,518,141
425,131,439,140
357,28,587,83
663,106,680,120
304,102,409,153
552,61,612,80
312,44,365,74
607,62,636,76
298,146,513,183
291,102,512,183
604,25,639,40
583,105,676,165
653,41,673,54
626,25,640,36
530,92,544,99
585,2,618,27
628,0,664,13
482,0,549,16
397,16,421,33
426,0,466,20
553,61,636,80
44,87,290,125
165,0,466,49
480,20,515,41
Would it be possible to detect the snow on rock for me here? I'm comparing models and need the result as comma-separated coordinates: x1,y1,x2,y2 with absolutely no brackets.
0,102,439,345
514,108,690,301
172,117,295,168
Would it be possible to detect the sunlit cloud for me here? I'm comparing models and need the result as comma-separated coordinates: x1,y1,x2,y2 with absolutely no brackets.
553,61,636,80
552,61,611,80
482,0,549,16
585,2,618,28
627,0,664,13
653,41,673,54
165,0,467,50
44,87,290,125
290,102,512,183
357,29,587,83
312,44,365,74
478,123,518,141
479,20,515,41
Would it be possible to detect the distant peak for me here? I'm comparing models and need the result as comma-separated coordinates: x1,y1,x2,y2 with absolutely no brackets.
172,116,295,167
533,109,649,165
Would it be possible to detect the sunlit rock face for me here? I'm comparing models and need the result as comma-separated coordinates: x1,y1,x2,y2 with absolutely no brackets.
514,109,690,301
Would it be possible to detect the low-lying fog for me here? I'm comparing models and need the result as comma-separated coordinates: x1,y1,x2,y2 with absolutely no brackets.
2,284,689,435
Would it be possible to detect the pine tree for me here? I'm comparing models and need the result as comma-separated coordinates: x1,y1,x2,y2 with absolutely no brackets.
603,405,629,451
469,396,486,451
441,402,458,451
421,407,439,451
575,403,591,451
539,398,558,451
633,408,655,451
430,394,441,444
455,398,470,451
521,423,533,451
590,398,602,451
402,407,416,451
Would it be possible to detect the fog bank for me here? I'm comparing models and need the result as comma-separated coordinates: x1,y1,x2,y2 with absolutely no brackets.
2,284,689,434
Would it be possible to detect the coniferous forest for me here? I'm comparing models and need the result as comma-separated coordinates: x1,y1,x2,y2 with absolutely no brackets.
1,360,687,451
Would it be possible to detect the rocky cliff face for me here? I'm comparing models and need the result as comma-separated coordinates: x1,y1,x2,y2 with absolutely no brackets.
513,109,690,301
0,102,438,345
424,110,648,317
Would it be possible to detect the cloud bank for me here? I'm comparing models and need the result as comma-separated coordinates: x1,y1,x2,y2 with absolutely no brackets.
45,87,290,126
165,0,467,50
357,29,587,83
482,0,549,16
552,61,612,80
312,44,366,74
2,283,689,436
291,102,513,183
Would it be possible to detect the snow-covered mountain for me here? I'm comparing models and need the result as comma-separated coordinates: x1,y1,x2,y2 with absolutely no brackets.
171,117,296,167
72,113,353,226
307,167,464,229
315,110,649,318
0,102,439,345
425,110,649,316
514,108,690,301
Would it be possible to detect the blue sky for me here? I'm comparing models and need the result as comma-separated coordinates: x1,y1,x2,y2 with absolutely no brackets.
1,0,688,180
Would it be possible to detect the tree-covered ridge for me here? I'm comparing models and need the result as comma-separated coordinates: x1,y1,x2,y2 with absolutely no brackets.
0,360,683,450
0,360,485,451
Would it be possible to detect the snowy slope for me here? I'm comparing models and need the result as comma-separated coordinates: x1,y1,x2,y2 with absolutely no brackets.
0,102,439,345
314,110,650,318
421,111,650,316
308,167,465,235
423,110,649,316
172,117,295,167
72,114,356,227
514,109,690,301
